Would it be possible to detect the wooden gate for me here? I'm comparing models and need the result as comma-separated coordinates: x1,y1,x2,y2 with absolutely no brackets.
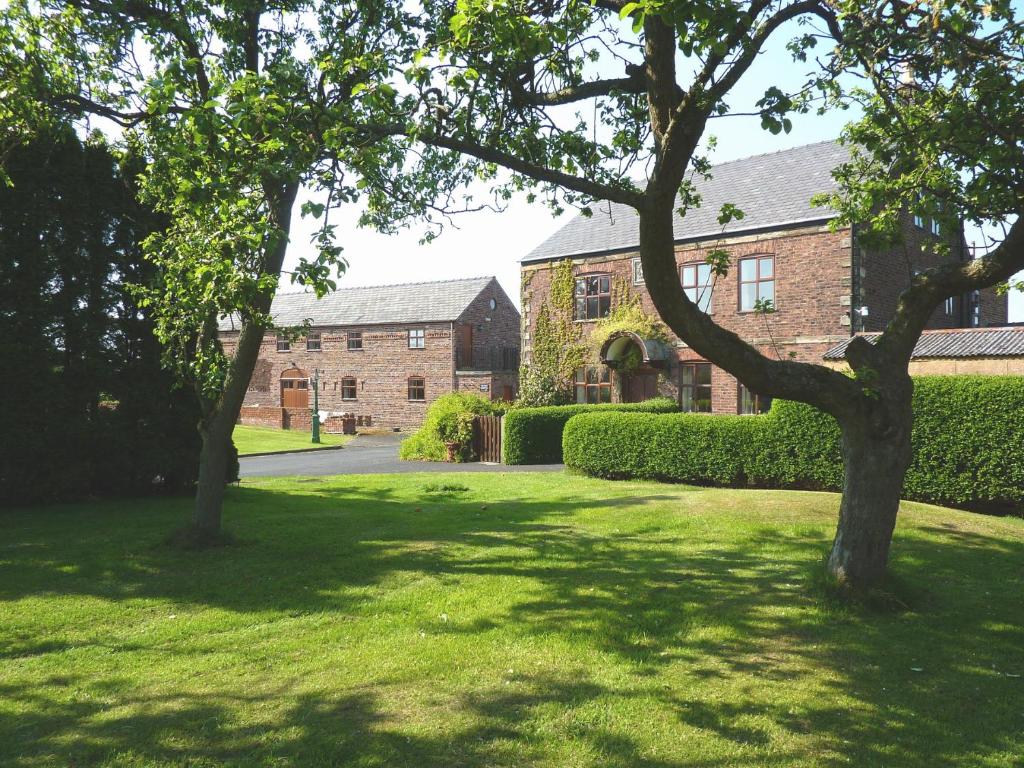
472,415,502,463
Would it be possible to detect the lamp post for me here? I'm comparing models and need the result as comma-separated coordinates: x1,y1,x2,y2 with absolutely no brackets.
311,368,321,444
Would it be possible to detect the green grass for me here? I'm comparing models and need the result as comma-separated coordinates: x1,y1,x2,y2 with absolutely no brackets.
231,424,352,455
2,474,1023,767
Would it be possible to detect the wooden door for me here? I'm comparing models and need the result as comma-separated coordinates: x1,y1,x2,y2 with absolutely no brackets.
280,377,309,408
458,324,474,368
625,370,658,403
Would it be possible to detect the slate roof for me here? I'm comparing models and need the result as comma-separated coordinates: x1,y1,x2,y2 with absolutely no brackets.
217,276,495,331
823,327,1024,360
523,140,850,263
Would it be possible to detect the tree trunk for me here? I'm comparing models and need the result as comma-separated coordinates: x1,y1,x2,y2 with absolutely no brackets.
187,180,299,540
827,384,914,590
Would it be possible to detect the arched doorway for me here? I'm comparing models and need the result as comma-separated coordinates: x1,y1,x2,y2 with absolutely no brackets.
598,332,670,403
280,367,309,409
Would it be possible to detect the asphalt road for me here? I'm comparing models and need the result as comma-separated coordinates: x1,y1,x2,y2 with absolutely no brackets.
239,432,565,478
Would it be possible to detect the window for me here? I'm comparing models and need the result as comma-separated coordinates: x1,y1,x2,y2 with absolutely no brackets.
276,335,290,352
738,255,775,312
913,213,926,229
408,329,425,349
680,262,713,313
680,363,712,412
306,332,321,352
944,296,955,316
574,366,612,404
574,274,611,320
347,332,362,350
969,290,982,327
341,376,357,400
408,376,426,401
738,383,772,415
632,258,645,285
930,218,942,236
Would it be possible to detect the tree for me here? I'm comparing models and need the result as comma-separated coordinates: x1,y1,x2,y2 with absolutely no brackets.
0,127,204,505
369,0,1024,590
1,0,426,539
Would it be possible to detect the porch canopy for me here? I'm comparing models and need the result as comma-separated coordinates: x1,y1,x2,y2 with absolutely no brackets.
598,331,671,369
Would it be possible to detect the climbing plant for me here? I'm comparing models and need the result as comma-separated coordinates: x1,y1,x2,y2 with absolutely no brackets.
518,259,586,406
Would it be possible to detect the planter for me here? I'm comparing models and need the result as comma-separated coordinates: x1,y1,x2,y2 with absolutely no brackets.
444,441,462,462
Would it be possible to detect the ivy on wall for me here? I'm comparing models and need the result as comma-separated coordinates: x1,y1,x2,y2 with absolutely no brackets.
519,259,587,406
521,267,674,403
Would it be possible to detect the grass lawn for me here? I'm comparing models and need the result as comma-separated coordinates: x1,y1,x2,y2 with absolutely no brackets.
2,474,1023,768
231,424,352,455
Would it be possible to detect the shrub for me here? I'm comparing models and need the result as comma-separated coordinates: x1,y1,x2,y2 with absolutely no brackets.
503,396,678,465
563,376,1024,511
400,393,507,462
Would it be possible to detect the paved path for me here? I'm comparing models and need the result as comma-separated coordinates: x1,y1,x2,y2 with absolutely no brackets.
239,432,564,478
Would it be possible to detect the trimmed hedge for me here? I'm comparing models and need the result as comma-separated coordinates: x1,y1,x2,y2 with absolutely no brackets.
503,397,678,465
563,376,1024,510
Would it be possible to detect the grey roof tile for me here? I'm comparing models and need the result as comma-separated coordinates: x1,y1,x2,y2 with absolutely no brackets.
523,140,850,262
823,327,1024,360
218,276,495,331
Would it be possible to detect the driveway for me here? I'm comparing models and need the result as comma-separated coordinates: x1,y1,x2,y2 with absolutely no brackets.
239,432,565,478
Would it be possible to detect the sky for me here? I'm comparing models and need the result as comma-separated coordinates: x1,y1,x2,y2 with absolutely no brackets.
277,20,1023,321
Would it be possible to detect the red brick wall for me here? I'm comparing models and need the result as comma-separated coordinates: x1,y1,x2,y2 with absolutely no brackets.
222,322,458,430
238,406,284,429
859,218,1008,332
455,278,521,371
521,223,853,414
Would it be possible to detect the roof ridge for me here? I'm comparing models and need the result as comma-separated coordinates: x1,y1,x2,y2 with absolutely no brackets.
274,275,494,298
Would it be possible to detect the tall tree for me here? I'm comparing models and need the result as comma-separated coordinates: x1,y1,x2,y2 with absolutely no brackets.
370,0,1024,590
0,128,203,505
1,0,426,539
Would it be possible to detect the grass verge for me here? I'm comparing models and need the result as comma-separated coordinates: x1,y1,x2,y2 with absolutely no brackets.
232,424,352,456
2,474,1022,767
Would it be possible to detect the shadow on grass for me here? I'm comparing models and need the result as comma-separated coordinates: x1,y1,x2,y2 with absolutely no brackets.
1,481,1022,766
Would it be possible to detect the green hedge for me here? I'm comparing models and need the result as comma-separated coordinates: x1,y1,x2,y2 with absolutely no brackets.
503,397,678,465
563,376,1024,510
400,392,508,462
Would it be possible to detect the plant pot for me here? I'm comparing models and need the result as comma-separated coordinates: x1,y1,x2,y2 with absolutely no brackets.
444,441,461,462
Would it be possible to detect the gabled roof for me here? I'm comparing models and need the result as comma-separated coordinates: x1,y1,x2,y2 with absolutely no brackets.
823,327,1024,360
523,140,850,263
217,276,496,331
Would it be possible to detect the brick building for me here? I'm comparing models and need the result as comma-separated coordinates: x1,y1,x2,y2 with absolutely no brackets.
220,276,520,430
520,141,1008,414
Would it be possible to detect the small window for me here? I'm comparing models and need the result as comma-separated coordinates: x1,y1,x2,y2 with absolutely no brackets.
574,275,611,321
341,376,357,400
632,258,645,285
913,213,926,229
408,329,425,349
738,383,771,415
489,298,497,310
681,262,713,313
574,366,612,404
680,363,712,412
306,332,321,352
347,332,362,350
969,290,981,327
276,335,290,352
944,296,955,316
408,376,426,401
930,218,942,236
738,255,775,312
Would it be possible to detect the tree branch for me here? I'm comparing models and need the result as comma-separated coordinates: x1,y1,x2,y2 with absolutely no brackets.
360,123,646,208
